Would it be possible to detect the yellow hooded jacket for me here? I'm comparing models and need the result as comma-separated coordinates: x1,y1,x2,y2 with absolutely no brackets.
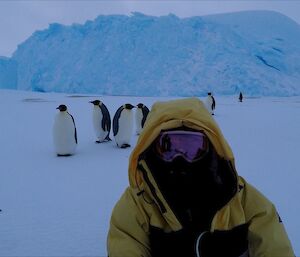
107,98,294,257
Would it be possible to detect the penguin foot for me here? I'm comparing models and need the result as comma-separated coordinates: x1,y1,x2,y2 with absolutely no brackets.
105,136,112,141
57,154,72,157
96,138,112,143
120,144,131,148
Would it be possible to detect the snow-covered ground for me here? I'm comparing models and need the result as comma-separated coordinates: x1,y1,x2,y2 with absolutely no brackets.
0,89,299,256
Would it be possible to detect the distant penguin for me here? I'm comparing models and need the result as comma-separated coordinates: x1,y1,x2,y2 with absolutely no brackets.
53,104,77,156
90,100,111,143
135,103,150,135
113,103,135,148
204,92,216,115
239,92,243,102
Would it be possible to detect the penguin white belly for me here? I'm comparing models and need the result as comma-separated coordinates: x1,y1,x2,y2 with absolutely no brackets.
92,108,108,141
135,109,143,135
115,110,133,146
204,97,213,115
53,114,77,155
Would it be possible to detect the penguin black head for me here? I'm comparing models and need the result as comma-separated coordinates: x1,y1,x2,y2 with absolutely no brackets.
56,104,67,112
90,100,102,106
208,92,212,96
124,103,135,110
137,103,144,108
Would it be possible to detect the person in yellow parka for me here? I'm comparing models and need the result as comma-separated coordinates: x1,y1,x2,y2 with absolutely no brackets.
107,98,295,257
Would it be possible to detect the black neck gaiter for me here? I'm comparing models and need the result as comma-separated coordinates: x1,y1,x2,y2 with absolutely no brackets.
145,145,237,232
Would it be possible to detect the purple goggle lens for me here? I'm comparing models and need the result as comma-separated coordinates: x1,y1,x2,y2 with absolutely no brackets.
154,130,209,163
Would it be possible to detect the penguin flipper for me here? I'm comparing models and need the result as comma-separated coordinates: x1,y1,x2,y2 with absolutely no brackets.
141,106,150,128
100,104,111,132
68,113,78,144
113,106,123,136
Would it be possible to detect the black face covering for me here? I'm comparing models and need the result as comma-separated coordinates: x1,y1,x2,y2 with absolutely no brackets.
144,141,237,231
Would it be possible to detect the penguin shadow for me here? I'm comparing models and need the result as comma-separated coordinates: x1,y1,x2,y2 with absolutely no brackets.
57,153,73,157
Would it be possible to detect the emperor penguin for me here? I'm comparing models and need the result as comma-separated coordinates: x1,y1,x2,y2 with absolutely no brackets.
113,103,135,148
53,104,77,156
90,100,111,143
204,92,216,115
239,92,243,102
135,103,150,135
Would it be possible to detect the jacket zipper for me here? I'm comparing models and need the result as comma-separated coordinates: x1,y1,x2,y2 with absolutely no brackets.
138,163,167,214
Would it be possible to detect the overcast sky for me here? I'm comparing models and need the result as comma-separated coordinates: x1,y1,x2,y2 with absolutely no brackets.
1,0,300,57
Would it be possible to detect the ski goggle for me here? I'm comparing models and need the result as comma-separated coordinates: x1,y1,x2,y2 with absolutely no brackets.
153,130,209,163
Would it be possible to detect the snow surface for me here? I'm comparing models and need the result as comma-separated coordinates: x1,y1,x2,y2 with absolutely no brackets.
0,89,299,256
1,10,300,96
